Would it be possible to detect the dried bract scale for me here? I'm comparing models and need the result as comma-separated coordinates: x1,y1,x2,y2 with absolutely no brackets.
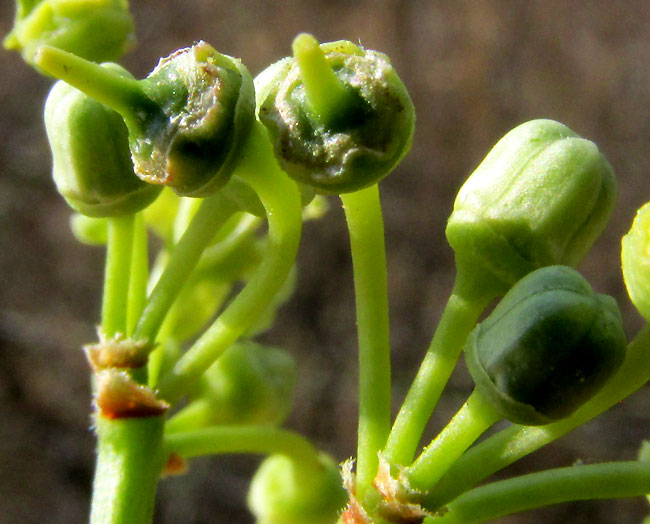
84,329,152,371
95,369,169,419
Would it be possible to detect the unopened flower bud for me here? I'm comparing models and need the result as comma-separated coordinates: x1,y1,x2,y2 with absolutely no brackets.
197,341,297,426
257,33,415,194
247,453,346,524
446,119,616,296
45,66,161,217
465,265,626,425
622,202,650,321
4,0,135,67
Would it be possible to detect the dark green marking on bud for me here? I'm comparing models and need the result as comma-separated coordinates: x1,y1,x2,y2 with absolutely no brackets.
446,119,617,296
45,65,161,217
465,266,627,426
247,453,347,524
196,341,297,426
257,34,415,194
622,202,650,322
4,0,135,67
35,41,255,197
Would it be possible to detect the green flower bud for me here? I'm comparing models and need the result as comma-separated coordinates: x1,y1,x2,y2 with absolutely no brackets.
247,453,346,524
465,265,626,426
45,66,161,217
35,41,255,197
69,213,107,245
257,33,415,194
622,202,650,321
446,120,616,296
162,277,230,343
142,187,181,246
4,0,135,66
197,342,297,426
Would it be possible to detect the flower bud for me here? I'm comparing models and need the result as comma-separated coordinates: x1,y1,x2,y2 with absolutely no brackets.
465,265,626,426
196,342,297,426
70,213,108,245
446,120,616,295
622,202,650,321
247,453,346,524
257,34,415,194
35,41,255,197
4,0,135,66
45,66,161,217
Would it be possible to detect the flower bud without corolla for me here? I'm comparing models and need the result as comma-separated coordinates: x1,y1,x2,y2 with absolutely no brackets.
465,265,626,426
446,119,616,296
45,66,161,217
247,453,346,524
621,201,650,321
4,0,135,66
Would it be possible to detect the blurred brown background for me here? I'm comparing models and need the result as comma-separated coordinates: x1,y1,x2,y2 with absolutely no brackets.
2,1,650,522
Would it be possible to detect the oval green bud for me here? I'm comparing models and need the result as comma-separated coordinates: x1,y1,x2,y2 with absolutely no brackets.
446,119,616,296
4,0,135,67
247,453,346,524
622,202,650,321
45,66,161,217
465,266,626,426
196,342,297,426
70,213,108,245
35,41,255,197
257,34,415,194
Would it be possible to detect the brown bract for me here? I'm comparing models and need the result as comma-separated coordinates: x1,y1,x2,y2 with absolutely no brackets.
95,369,169,419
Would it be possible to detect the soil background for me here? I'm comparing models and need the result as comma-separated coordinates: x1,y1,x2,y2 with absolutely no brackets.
1,1,650,523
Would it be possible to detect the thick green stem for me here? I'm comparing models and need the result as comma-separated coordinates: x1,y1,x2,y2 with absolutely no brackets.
340,186,392,499
127,213,148,337
429,462,650,524
384,277,492,467
165,425,321,470
133,192,238,343
405,390,500,493
90,415,165,524
425,323,650,510
156,122,302,403
102,215,135,337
